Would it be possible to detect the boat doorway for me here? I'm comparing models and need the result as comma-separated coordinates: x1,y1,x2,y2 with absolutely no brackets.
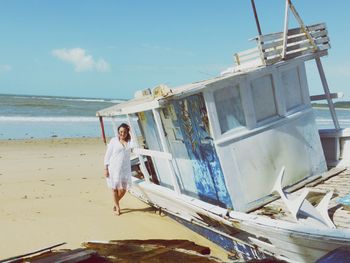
161,93,233,208
137,110,174,189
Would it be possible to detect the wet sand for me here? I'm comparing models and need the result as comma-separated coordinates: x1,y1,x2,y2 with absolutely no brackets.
0,138,229,261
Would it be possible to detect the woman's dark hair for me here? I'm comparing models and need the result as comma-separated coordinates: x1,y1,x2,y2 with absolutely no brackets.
118,123,131,142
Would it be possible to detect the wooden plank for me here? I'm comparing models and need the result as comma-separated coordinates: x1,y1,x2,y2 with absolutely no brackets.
262,35,329,55
310,92,343,101
259,23,325,42
263,41,311,58
236,23,328,67
306,167,346,187
318,43,331,51
265,56,282,65
306,23,327,32
134,148,173,160
273,33,328,49
27,249,97,263
82,240,217,262
252,169,350,229
262,34,307,50
264,42,328,60
263,28,326,45
236,52,260,63
311,30,328,39
284,45,330,60
1,243,67,263
264,48,282,59
286,41,317,53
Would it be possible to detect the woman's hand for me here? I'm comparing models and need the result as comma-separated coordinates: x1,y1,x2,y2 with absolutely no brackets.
104,168,109,177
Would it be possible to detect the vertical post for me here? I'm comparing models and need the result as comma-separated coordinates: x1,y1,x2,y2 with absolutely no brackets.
234,53,240,65
251,1,266,65
315,57,340,130
281,0,290,59
127,114,151,183
152,108,181,194
98,116,107,145
250,0,262,36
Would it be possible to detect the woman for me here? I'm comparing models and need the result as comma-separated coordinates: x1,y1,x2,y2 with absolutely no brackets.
104,123,132,215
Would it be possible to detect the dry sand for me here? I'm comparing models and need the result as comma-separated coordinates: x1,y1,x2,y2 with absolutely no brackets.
0,138,229,261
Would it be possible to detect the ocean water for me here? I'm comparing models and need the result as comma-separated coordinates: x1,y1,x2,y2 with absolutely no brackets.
314,107,350,129
0,94,349,140
0,94,129,140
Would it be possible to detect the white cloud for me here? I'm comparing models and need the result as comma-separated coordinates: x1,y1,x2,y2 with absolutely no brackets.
0,64,12,72
52,48,110,72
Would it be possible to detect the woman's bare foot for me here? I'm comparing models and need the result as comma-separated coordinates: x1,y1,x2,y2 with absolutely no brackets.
113,206,121,215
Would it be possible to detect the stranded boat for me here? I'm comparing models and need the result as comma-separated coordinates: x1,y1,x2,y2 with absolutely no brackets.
97,1,350,262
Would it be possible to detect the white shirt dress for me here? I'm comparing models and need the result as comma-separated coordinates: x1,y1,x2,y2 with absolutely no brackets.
104,137,132,190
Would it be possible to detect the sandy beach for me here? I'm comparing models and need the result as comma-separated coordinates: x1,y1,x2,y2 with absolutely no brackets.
0,137,229,261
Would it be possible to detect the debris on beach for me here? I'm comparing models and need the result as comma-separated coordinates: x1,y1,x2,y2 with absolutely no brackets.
4,240,225,262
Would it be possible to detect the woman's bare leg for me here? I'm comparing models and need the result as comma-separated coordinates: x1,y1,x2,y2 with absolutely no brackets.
116,189,127,214
118,189,127,200
113,189,120,215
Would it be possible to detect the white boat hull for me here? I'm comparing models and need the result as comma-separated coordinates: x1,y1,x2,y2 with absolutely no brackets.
130,178,350,262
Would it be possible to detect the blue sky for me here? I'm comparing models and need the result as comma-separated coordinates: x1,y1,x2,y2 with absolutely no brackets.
0,0,349,100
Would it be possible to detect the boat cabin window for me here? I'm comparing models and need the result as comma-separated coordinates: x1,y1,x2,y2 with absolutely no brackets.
213,84,246,133
251,74,278,122
281,67,303,111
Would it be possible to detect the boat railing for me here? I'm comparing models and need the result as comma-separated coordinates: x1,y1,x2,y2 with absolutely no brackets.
134,148,173,161
233,23,330,72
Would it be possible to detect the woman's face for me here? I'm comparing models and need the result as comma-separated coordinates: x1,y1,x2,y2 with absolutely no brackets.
118,127,128,140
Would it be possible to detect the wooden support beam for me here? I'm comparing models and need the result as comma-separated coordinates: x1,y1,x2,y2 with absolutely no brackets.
251,0,262,36
98,116,107,145
310,92,343,101
315,57,340,130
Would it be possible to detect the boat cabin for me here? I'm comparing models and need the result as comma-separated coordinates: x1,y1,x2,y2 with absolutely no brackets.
97,22,342,212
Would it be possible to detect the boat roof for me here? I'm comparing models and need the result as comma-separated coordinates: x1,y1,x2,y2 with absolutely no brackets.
96,72,246,117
